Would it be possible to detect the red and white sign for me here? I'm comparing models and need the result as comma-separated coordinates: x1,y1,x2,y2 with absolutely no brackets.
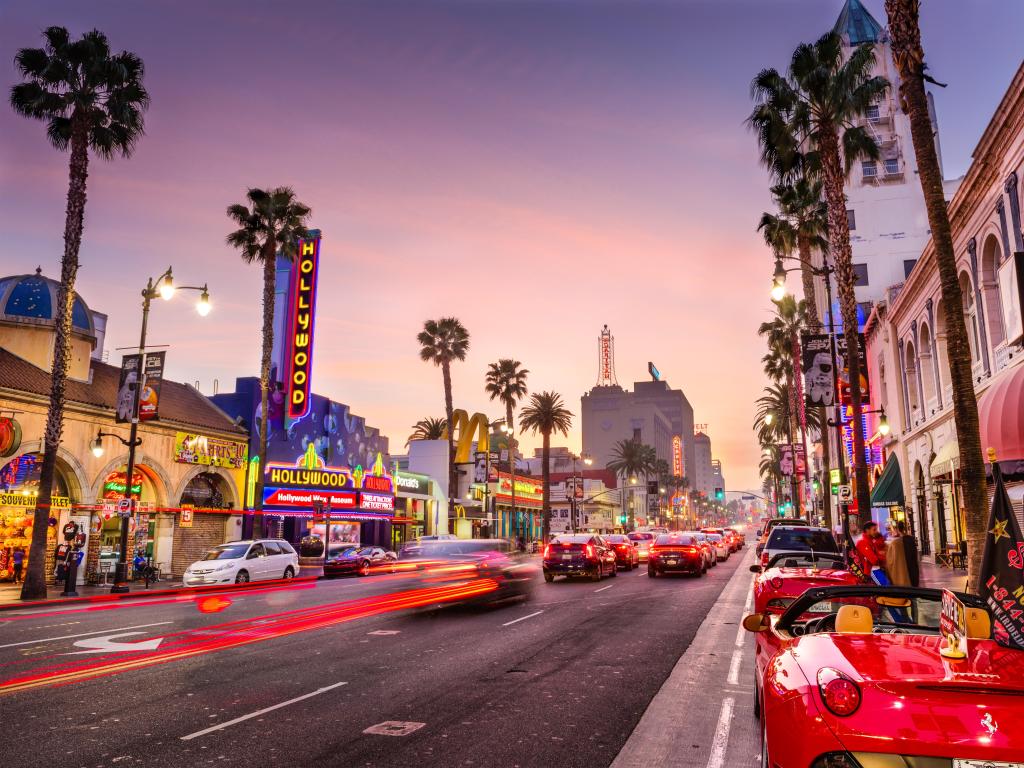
360,493,395,512
264,488,358,509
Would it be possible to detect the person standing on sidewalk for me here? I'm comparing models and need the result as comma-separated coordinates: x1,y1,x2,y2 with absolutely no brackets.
855,522,888,584
11,548,24,584
885,522,911,587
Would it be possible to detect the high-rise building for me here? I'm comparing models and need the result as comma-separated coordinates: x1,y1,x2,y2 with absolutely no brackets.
814,1,948,321
693,432,713,498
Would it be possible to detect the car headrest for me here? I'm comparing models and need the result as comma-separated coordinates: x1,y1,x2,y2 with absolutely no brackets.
784,559,798,567
835,605,873,634
965,608,992,639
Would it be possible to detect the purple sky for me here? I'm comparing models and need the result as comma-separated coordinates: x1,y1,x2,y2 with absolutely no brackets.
2,0,1022,492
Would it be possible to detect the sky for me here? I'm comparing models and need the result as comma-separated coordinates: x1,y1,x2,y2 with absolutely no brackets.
2,0,1022,493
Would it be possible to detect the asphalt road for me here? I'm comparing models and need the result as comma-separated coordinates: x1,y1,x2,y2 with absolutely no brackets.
0,553,742,768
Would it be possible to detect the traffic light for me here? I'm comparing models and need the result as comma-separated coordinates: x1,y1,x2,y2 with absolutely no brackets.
714,487,724,500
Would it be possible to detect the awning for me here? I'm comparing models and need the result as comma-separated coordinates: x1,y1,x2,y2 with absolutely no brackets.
930,441,960,477
978,363,1024,462
871,455,905,508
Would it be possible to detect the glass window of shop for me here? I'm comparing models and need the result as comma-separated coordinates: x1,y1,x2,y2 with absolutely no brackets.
0,453,73,582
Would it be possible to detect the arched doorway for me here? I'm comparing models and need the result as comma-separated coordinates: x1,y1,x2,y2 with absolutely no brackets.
914,461,929,555
93,462,164,572
180,471,232,508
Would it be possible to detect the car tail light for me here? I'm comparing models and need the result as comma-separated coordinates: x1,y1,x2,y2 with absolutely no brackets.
817,667,861,717
585,544,595,559
683,546,697,553
768,576,784,590
761,552,770,568
543,545,551,558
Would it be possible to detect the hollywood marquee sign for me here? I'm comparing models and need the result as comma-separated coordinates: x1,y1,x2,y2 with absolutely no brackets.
265,464,394,495
286,235,321,421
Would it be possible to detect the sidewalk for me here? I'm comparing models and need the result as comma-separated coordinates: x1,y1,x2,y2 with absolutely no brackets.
919,556,970,593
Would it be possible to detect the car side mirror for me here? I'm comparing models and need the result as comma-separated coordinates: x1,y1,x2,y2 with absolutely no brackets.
749,565,762,574
742,613,770,633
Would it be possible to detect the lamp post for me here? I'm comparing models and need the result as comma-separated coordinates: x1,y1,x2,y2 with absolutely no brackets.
566,452,593,533
98,268,210,593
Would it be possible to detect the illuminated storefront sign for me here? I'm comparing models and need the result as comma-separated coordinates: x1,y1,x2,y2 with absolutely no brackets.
174,432,248,469
494,472,543,508
0,417,22,458
103,470,143,498
360,493,394,511
262,446,394,514
0,493,70,509
286,235,320,420
394,471,431,496
672,435,683,477
263,488,358,508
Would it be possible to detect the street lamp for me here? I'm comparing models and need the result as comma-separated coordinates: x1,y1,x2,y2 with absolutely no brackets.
109,267,210,594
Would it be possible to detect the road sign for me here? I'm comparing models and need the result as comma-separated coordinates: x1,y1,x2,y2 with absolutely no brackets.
117,498,133,518
837,484,853,503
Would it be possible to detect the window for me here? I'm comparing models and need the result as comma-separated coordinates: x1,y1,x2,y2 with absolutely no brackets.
263,541,282,555
633,427,642,442
847,209,856,230
903,259,918,278
247,543,265,559
884,158,900,175
862,161,877,178
853,263,870,287
866,104,880,122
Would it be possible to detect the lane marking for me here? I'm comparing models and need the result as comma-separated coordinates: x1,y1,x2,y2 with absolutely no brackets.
501,610,543,627
367,630,400,636
726,646,743,685
743,587,753,614
594,585,615,593
180,681,348,740
733,620,746,648
0,622,171,650
705,696,735,768
67,632,165,655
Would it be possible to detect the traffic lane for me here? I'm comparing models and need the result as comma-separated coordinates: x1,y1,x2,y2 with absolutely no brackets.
3,558,738,768
0,569,454,670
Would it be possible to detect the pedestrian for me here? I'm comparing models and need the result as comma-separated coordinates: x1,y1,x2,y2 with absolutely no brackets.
898,520,920,587
12,547,24,583
885,521,911,587
855,522,887,585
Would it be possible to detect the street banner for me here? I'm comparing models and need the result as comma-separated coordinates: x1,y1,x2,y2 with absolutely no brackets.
801,334,834,407
980,461,1024,650
115,354,143,423
174,432,248,469
139,351,165,421
836,333,869,403
778,445,806,477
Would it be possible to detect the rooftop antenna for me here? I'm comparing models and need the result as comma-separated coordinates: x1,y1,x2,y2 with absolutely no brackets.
213,378,219,394
597,324,618,387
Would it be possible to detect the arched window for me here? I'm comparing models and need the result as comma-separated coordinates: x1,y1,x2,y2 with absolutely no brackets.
959,271,981,366
919,322,936,408
934,300,950,392
905,339,921,420
981,233,1005,349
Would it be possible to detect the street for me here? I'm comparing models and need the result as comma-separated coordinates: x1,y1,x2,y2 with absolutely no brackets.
0,554,751,768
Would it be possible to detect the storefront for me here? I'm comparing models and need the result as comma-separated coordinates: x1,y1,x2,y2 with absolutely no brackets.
491,471,543,541
0,452,73,582
393,470,435,549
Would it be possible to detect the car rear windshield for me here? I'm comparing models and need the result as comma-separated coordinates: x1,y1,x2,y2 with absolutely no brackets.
766,528,837,552
628,533,654,541
603,535,628,543
655,535,695,546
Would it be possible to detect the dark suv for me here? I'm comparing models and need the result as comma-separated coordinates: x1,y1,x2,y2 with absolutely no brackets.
543,534,617,582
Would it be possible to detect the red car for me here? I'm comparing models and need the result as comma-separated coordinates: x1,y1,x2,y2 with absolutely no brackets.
602,534,639,570
749,551,859,616
648,533,705,578
746,585,1024,767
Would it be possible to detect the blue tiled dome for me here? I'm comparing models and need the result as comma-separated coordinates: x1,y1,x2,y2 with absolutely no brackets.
0,268,93,333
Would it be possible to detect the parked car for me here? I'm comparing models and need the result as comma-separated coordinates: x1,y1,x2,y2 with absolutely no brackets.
602,533,639,570
682,530,716,570
704,527,739,553
648,533,705,577
745,585,1023,767
183,539,298,586
627,531,657,562
324,545,397,578
543,534,617,582
759,525,838,570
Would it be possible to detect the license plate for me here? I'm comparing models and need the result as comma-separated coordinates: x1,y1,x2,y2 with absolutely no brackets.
666,559,678,565
562,554,572,561
954,761,1024,768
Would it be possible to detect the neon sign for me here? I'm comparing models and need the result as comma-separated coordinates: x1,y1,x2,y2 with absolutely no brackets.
286,235,320,420
672,435,683,477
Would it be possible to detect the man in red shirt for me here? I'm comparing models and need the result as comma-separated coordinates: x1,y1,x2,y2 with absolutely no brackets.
855,521,887,581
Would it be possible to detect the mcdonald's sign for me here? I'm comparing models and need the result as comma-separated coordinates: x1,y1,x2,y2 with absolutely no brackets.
286,234,321,420
443,410,491,464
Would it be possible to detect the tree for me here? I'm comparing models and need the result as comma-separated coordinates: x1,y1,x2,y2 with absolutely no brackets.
227,187,311,538
11,27,149,600
606,439,657,529
484,359,529,431
417,318,470,509
519,392,573,543
751,32,889,525
885,0,988,590
407,417,447,446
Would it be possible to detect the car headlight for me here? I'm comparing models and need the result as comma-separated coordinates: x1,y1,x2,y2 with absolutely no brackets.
811,754,861,768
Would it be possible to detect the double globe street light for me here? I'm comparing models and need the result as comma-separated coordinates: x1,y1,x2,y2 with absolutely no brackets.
92,268,211,593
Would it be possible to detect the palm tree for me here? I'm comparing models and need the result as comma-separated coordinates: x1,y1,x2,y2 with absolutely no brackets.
418,318,470,508
11,27,149,600
765,174,830,322
607,439,657,530
519,392,573,543
885,0,988,590
484,359,529,431
227,187,311,537
751,32,889,525
407,417,447,446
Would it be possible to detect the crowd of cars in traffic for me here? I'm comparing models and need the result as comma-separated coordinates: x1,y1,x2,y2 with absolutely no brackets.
744,518,1024,767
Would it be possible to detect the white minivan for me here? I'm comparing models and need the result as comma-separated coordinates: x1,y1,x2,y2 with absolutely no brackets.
184,539,299,586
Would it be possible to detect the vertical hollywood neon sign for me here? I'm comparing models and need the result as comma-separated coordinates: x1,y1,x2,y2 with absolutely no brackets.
286,234,320,420
671,435,683,478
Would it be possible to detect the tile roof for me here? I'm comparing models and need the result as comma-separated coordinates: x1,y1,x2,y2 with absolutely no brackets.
0,347,245,436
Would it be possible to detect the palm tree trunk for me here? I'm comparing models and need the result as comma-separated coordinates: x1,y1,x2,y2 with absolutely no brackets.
886,0,988,591
252,240,277,540
21,116,89,601
820,128,872,526
541,431,551,542
442,360,455,521
797,233,820,324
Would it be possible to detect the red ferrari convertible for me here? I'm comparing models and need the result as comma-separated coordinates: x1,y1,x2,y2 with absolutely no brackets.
750,551,860,616
746,585,1024,767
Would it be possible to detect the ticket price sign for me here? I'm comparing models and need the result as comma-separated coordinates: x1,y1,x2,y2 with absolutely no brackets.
939,588,968,660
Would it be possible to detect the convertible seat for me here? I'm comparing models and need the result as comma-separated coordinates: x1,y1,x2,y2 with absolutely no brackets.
965,608,992,639
836,605,873,634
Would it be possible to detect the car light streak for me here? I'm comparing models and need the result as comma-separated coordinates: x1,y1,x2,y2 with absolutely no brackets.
0,578,498,697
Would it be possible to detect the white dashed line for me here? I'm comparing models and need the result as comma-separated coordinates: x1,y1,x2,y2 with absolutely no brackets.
501,610,544,627
594,585,615,593
705,697,735,768
726,646,743,685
